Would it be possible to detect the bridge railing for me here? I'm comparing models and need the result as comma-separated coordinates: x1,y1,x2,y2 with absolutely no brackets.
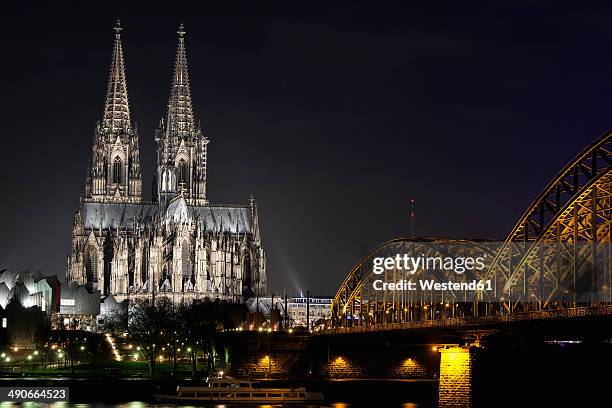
321,305,612,335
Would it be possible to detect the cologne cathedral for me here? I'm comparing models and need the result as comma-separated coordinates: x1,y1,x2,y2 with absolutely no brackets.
66,22,266,303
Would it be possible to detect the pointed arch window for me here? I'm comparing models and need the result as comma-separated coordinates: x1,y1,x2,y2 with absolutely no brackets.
178,160,189,189
113,156,123,184
141,247,148,285
85,246,98,283
181,241,191,277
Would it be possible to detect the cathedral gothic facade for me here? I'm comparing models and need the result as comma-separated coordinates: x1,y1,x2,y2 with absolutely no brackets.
66,22,266,303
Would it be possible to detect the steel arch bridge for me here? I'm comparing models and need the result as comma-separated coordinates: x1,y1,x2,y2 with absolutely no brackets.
330,131,612,330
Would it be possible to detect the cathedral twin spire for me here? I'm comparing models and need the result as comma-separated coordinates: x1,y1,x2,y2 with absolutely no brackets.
102,20,131,134
86,19,141,202
166,23,195,138
86,20,208,206
155,23,209,206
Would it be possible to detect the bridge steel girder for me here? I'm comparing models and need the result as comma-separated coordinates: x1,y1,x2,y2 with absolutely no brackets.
331,131,612,329
483,131,612,306
330,238,493,328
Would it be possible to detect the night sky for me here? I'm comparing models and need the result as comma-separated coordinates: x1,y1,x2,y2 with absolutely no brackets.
0,1,610,295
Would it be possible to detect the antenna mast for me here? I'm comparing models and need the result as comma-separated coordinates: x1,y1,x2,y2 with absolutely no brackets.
410,199,416,238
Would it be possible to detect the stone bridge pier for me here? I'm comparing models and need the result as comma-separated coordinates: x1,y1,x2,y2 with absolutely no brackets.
437,346,475,408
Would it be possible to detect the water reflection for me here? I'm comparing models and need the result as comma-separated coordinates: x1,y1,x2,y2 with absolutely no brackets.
4,397,423,408
4,404,420,408
3,404,316,408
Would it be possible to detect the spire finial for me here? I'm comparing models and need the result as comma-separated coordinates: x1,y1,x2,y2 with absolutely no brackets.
114,18,122,35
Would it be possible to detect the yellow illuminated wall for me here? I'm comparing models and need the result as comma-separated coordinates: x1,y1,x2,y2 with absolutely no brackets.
327,356,362,378
392,357,428,378
438,347,472,408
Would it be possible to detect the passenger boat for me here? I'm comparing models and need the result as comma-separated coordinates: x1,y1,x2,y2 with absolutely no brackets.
154,377,324,404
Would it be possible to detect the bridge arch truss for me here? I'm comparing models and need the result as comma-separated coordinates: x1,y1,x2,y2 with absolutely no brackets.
331,132,612,329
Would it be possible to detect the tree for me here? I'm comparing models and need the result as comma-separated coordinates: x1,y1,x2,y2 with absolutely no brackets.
125,297,173,376
85,322,109,375
166,304,186,376
51,319,81,374
182,300,224,376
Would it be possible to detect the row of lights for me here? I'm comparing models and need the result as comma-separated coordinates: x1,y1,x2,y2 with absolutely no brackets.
224,326,296,334
105,333,122,361
1,349,67,363
376,303,455,315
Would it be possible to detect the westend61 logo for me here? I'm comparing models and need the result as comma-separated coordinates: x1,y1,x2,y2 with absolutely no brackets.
371,254,492,292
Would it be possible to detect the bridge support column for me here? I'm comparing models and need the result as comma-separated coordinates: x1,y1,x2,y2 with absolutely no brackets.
438,346,474,408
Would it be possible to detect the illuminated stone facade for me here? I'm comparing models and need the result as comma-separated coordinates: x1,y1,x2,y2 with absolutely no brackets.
66,22,266,304
438,347,473,408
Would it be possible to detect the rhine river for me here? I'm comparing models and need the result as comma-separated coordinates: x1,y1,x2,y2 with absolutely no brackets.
0,380,433,407
1,343,610,408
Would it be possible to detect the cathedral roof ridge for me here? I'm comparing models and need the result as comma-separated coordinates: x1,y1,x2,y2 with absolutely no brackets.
193,203,250,209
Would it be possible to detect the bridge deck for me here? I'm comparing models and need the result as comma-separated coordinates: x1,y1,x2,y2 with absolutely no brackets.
322,305,612,334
